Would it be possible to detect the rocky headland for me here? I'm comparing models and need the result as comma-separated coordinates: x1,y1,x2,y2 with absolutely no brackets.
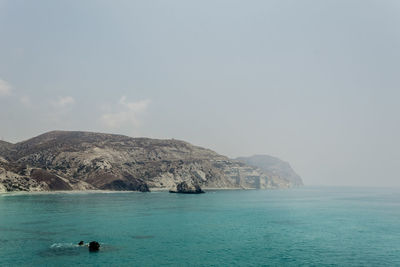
236,155,303,187
0,131,302,193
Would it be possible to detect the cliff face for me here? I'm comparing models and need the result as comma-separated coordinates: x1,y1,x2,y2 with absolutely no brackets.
236,155,303,186
0,131,302,192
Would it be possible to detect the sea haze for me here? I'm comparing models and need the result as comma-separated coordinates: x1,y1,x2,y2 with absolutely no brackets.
1,187,399,266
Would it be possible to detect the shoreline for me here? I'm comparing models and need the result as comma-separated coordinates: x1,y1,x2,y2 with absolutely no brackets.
0,190,142,196
0,187,260,196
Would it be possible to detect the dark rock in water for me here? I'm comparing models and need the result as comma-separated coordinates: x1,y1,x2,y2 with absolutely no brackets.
89,241,100,252
78,241,84,246
169,181,205,194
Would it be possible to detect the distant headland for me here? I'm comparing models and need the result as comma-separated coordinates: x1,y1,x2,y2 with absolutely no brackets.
0,131,302,193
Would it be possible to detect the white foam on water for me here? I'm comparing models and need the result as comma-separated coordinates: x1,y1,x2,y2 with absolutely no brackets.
50,243,77,249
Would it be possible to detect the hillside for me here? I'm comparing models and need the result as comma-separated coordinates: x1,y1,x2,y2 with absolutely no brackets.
0,131,302,192
0,140,13,157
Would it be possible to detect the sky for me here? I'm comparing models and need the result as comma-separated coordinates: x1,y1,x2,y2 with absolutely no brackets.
0,0,399,187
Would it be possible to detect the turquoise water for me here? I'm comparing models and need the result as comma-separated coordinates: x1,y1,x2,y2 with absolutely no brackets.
1,187,400,266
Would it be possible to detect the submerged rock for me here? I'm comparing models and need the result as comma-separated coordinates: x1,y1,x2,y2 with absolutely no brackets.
169,181,205,194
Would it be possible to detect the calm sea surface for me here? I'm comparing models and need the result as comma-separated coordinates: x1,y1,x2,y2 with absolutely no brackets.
0,187,400,266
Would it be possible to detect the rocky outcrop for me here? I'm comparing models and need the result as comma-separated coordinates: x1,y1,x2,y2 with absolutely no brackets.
89,241,100,252
100,178,149,192
0,131,302,192
0,164,94,192
236,155,303,186
0,167,48,192
169,181,205,194
30,169,73,191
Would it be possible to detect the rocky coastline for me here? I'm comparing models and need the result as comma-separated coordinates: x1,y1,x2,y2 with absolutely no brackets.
0,131,302,193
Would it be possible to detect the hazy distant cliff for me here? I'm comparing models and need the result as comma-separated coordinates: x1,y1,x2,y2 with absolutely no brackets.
0,131,302,192
236,155,303,186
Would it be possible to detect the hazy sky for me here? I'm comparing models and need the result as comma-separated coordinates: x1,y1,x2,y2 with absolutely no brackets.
1,0,400,187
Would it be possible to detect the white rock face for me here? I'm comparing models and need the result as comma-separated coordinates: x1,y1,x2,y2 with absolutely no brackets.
0,182,6,192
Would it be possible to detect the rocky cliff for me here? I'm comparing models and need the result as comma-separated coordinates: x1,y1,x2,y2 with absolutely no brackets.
0,131,302,192
236,155,303,186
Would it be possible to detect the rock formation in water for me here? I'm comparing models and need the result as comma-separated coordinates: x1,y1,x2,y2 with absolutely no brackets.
169,181,205,194
89,241,100,252
0,131,302,192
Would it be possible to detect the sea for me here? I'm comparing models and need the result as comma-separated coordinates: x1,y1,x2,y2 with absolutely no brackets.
0,187,399,266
